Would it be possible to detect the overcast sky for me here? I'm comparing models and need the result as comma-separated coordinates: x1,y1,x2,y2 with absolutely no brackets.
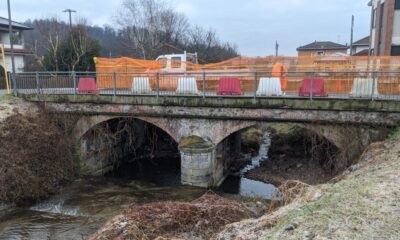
0,0,371,56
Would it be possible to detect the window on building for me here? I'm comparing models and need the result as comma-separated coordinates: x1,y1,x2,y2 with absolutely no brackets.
317,51,325,56
395,0,400,10
392,46,400,56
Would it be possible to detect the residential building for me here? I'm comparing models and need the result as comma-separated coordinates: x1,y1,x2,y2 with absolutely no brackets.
351,36,370,56
0,17,33,73
296,41,349,56
369,0,400,56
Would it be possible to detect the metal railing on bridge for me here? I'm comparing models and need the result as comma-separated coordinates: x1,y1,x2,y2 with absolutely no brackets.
8,70,400,101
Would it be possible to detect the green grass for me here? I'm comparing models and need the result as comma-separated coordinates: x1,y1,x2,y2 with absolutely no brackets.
241,127,264,144
388,127,400,140
269,123,297,135
0,95,17,103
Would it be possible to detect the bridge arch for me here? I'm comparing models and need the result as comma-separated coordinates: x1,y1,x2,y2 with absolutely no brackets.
76,116,180,177
73,116,258,146
73,115,179,143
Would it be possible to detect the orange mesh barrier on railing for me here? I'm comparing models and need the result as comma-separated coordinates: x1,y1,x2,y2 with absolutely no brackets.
95,56,400,93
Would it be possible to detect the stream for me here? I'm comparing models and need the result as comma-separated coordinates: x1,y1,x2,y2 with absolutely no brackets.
0,131,276,240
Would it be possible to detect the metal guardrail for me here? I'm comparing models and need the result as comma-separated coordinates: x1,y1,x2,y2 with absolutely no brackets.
8,71,400,101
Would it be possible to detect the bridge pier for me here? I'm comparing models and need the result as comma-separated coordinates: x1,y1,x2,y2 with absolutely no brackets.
179,136,223,188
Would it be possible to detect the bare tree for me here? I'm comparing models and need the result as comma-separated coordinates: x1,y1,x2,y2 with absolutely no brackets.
27,17,67,71
60,20,100,71
115,0,189,59
186,26,239,63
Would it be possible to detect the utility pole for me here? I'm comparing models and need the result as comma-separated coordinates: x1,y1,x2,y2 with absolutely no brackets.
275,40,279,57
63,9,76,29
63,9,76,71
350,15,355,56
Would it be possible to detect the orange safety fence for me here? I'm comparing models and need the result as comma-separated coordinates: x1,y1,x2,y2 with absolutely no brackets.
95,56,400,94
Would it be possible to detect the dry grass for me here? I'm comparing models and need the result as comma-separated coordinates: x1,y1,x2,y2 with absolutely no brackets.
89,193,256,240
216,130,400,240
0,109,76,205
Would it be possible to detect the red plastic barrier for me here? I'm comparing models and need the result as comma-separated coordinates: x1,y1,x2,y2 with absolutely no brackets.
78,78,99,94
299,78,328,97
217,77,243,95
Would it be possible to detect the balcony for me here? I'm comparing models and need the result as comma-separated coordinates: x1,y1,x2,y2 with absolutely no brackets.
1,43,24,50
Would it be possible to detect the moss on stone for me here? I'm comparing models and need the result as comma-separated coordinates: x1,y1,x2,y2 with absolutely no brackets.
0,95,18,103
179,136,206,148
22,94,400,113
179,136,214,152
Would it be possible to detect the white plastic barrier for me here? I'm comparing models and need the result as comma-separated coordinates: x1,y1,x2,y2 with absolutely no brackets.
176,77,199,95
350,78,379,98
256,77,283,96
131,77,152,94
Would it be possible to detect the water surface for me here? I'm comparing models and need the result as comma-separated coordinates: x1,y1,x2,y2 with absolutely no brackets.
0,131,277,239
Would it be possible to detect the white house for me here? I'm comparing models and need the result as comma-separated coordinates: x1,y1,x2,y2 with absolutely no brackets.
0,17,33,74
351,36,370,56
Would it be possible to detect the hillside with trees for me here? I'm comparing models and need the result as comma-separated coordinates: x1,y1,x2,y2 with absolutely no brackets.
23,0,239,71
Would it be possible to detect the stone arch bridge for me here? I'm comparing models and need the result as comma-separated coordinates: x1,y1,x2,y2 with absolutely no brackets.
25,95,400,187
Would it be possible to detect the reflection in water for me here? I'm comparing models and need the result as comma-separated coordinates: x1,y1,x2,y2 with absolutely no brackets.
241,131,271,175
0,177,206,240
218,131,278,199
0,131,277,240
108,154,181,186
218,176,277,199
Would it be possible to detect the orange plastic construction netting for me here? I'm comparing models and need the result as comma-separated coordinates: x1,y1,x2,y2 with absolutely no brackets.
95,56,400,93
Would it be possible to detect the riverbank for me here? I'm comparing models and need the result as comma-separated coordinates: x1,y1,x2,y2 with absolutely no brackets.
0,95,34,121
0,96,76,205
246,124,340,186
89,127,400,239
215,129,400,239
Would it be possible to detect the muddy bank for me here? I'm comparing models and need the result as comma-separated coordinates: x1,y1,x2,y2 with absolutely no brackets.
89,194,257,240
0,97,76,205
246,125,341,186
215,129,400,240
